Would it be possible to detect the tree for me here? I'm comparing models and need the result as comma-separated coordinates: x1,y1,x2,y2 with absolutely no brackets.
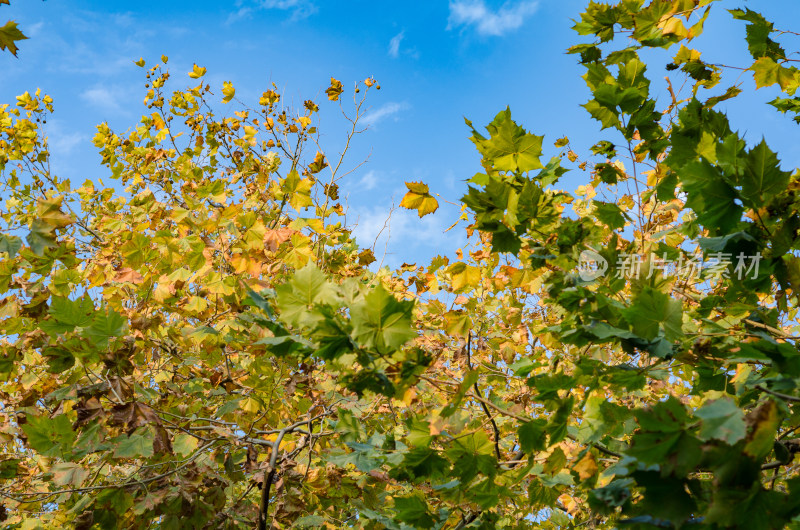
2,1,800,529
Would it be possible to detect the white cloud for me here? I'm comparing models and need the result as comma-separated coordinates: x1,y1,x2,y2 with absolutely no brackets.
447,0,539,36
358,170,379,191
388,31,404,58
228,0,317,24
42,120,85,157
362,102,410,127
81,85,134,115
350,204,467,270
25,22,45,38
49,132,84,156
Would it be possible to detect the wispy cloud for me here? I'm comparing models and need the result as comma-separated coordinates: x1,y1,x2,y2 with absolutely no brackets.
228,0,318,24
358,170,379,191
388,31,404,58
350,204,466,270
447,0,539,37
362,102,410,127
25,21,45,38
81,85,134,115
44,121,86,157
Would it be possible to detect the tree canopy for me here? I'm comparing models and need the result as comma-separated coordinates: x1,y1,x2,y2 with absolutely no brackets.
3,1,800,529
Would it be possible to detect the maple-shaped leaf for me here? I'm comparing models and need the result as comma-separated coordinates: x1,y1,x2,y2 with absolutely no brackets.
51,462,88,487
113,268,144,284
447,262,481,293
221,81,235,103
349,284,415,354
729,8,785,61
27,219,58,255
624,287,682,342
475,108,545,172
282,169,313,209
307,151,328,174
695,398,746,445
573,451,598,481
38,197,73,228
83,308,127,347
275,263,339,328
0,20,27,57
740,138,791,206
113,428,155,459
326,77,343,101
46,294,95,333
393,494,435,528
188,63,207,79
21,414,75,457
397,447,449,479
0,234,22,257
400,181,439,217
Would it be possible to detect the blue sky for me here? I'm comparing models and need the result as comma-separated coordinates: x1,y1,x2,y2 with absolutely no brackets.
2,0,800,268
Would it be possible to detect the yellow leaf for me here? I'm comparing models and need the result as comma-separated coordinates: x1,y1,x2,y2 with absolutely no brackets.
188,64,207,79
134,58,145,67
573,451,598,481
37,196,73,229
448,262,481,292
444,310,471,337
326,78,343,101
558,493,580,515
222,81,235,103
400,181,439,218
659,15,688,38
184,296,208,314
240,396,261,413
282,170,313,209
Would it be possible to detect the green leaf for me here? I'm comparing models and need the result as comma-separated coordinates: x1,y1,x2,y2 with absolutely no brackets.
275,263,338,328
518,419,548,453
349,284,415,354
695,398,747,445
680,160,742,233
624,287,682,341
84,308,127,347
635,396,690,433
0,234,22,257
27,218,58,255
394,494,435,528
471,108,544,173
729,8,785,60
113,428,155,459
46,294,95,333
593,201,628,230
447,430,496,483
398,447,449,479
740,138,791,206
22,414,75,457
172,433,198,456
406,417,433,447
294,515,326,528
583,99,620,129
